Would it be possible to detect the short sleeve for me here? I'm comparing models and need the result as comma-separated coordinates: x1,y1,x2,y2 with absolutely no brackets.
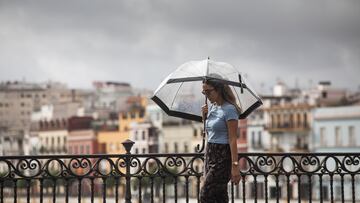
224,104,239,121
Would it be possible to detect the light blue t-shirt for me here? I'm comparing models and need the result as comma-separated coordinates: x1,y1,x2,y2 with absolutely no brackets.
205,102,239,144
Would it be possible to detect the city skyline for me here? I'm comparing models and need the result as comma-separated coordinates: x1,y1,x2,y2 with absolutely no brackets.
1,0,359,92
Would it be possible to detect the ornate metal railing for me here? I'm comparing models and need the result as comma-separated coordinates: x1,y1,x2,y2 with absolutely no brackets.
0,140,359,203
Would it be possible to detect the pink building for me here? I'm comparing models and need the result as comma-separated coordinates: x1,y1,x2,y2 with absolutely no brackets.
67,116,101,154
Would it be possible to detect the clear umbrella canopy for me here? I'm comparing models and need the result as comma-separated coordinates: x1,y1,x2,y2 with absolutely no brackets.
152,59,262,122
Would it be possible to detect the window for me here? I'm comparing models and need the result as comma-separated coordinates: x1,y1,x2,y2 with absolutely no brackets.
164,143,169,153
289,114,294,128
174,143,178,153
184,143,189,153
335,126,341,146
320,127,326,146
193,129,197,137
80,145,84,154
277,114,281,128
131,112,136,119
271,114,275,128
257,131,262,147
297,113,301,127
142,131,146,140
242,131,247,140
142,148,146,154
322,91,327,98
251,132,255,147
303,113,308,128
135,148,139,154
349,126,356,147
135,131,138,140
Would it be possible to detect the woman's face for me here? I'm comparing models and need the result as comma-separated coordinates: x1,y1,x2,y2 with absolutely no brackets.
202,83,219,103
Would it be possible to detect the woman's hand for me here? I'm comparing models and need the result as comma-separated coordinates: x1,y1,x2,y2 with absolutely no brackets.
201,104,208,121
231,164,241,185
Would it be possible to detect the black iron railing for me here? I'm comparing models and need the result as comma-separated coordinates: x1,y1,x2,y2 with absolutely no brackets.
0,140,359,203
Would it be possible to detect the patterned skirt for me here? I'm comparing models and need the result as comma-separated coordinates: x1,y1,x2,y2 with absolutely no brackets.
200,143,231,203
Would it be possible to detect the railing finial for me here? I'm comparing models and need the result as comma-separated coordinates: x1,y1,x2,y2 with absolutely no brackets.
122,139,135,154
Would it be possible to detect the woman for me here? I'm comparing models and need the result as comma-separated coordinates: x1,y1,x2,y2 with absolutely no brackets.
200,78,241,203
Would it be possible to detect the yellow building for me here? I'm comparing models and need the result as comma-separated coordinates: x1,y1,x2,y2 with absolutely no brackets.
97,95,147,155
97,130,127,155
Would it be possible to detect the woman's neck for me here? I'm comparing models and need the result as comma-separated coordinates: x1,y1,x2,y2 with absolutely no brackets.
215,97,225,106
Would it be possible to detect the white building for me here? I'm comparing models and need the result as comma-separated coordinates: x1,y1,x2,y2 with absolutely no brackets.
311,105,360,201
311,105,360,152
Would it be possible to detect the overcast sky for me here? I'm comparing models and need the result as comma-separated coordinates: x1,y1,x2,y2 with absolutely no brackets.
0,0,359,93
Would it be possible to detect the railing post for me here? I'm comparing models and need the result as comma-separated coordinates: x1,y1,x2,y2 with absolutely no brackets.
122,139,135,203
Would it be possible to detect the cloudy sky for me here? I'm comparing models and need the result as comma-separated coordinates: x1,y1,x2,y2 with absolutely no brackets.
0,0,359,93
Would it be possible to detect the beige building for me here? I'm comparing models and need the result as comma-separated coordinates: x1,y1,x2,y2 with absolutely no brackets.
161,122,203,153
264,104,313,152
30,119,68,155
0,81,85,132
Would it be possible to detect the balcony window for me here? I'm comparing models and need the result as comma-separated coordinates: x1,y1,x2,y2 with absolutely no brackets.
277,114,281,128
289,114,294,128
241,131,246,140
257,131,262,147
184,143,189,153
164,143,168,153
251,132,255,147
335,126,341,146
174,143,178,153
303,113,308,128
297,113,301,128
320,127,327,147
349,126,356,147
131,112,136,119
142,131,146,140
193,129,197,137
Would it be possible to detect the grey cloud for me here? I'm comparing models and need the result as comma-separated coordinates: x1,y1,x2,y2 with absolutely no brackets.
0,0,359,91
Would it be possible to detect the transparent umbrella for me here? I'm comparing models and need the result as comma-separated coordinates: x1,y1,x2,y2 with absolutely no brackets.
151,58,263,151
152,58,262,121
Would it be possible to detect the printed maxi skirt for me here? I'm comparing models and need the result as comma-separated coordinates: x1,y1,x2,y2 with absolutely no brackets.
200,143,231,203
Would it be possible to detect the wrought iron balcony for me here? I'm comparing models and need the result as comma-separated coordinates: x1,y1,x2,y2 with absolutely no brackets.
265,122,310,133
0,140,359,203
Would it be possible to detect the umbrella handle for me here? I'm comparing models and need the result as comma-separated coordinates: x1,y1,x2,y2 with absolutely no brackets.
196,97,207,153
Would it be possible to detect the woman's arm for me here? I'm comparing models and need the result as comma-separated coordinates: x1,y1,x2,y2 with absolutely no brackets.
227,120,241,184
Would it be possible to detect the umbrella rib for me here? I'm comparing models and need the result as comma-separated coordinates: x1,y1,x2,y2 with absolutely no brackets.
232,85,243,111
170,82,184,110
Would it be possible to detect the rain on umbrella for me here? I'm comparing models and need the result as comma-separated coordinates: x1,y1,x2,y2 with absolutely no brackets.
151,58,262,152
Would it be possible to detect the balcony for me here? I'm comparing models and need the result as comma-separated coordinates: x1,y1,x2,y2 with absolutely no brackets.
266,122,310,133
0,140,359,202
